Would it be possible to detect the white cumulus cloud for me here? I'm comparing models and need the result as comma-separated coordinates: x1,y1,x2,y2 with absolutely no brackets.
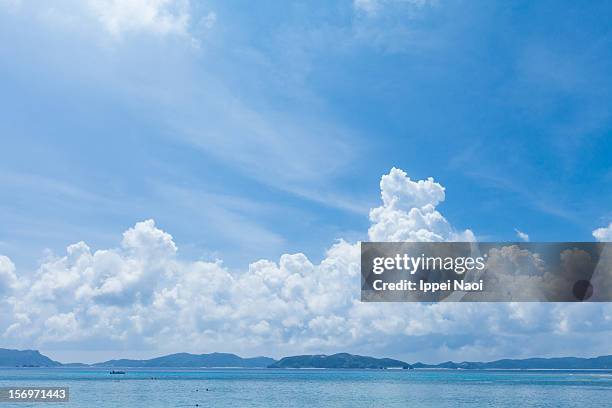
593,222,612,242
1,169,612,362
515,228,530,242
0,256,18,294
368,167,475,242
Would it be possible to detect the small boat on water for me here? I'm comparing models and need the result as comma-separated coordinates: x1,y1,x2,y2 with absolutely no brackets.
110,370,126,374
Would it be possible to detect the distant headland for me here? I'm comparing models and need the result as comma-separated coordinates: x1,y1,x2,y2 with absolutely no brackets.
2,348,612,370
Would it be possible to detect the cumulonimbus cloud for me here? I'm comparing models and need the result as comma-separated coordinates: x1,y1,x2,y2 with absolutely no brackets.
1,168,612,362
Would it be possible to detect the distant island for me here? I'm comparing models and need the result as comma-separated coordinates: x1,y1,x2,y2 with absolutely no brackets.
269,353,411,369
411,355,612,370
94,352,275,368
0,349,61,367
2,348,612,370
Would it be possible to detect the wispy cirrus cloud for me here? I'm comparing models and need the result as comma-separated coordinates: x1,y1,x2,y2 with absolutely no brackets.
0,0,369,270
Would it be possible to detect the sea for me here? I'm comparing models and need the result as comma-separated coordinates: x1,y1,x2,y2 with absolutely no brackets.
0,368,611,407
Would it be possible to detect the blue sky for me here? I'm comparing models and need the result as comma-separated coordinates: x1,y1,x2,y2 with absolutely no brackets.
1,1,612,362
1,0,610,270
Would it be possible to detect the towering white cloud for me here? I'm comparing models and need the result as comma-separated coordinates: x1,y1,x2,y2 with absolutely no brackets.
1,169,612,362
368,167,475,242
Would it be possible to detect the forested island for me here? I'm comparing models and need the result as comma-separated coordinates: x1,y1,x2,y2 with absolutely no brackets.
2,348,612,370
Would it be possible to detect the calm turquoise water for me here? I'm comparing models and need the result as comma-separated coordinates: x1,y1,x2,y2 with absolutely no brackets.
0,368,611,407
